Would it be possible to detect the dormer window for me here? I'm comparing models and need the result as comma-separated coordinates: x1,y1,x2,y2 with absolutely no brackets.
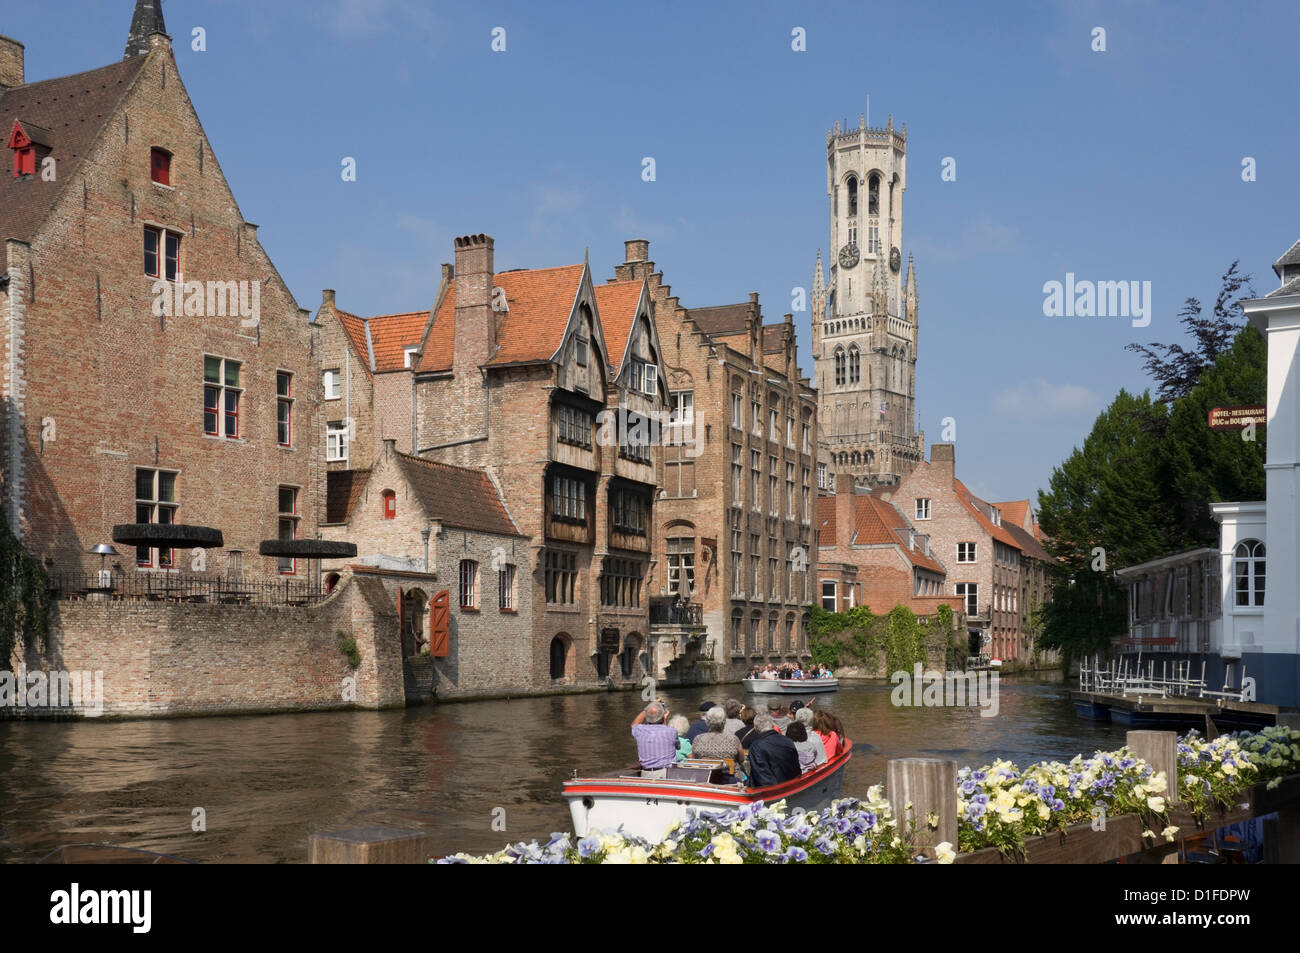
150,148,171,186
403,347,419,369
8,121,40,179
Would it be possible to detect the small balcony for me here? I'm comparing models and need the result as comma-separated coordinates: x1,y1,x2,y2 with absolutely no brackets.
649,596,702,627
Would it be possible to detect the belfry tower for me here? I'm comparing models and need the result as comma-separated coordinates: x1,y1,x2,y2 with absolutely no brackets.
811,111,923,489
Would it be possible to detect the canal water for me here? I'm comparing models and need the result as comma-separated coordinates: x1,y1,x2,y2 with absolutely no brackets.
0,673,1121,863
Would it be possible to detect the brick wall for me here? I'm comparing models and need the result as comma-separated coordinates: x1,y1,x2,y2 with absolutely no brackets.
5,40,323,581
9,574,403,718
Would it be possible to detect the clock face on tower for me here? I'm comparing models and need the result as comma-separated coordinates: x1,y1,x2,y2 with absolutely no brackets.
838,243,860,269
889,246,901,273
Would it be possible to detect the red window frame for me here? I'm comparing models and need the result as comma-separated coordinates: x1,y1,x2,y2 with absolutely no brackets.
382,490,396,520
13,145,33,178
150,148,171,186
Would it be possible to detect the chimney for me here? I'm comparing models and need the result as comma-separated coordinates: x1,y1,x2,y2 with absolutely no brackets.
321,289,336,309
930,443,955,481
0,35,23,89
624,239,649,263
452,234,495,376
835,472,855,546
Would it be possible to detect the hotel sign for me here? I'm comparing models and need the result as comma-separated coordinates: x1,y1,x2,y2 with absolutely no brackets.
1208,405,1266,430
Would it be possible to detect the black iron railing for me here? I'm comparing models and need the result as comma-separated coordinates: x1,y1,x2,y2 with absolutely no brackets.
48,570,329,607
649,597,702,626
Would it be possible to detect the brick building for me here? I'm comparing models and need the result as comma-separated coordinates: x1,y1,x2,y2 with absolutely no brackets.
320,235,668,690
879,444,1052,663
321,440,533,699
816,472,948,618
0,3,323,582
609,240,818,675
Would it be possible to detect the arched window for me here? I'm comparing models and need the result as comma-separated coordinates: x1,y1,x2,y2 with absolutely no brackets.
847,175,858,217
785,614,795,653
550,635,569,679
381,489,396,520
848,345,860,384
403,588,428,656
731,610,743,654
833,347,846,386
868,174,880,215
1233,540,1265,607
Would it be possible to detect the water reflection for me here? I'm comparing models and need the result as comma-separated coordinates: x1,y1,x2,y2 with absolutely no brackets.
0,674,1119,863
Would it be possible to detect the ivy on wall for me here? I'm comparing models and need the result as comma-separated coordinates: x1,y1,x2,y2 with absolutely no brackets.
809,603,961,673
0,522,51,670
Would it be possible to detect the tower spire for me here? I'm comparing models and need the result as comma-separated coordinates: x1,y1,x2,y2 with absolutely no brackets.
124,0,167,59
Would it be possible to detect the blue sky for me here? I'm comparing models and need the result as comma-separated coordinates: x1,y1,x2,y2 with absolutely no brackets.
13,0,1300,505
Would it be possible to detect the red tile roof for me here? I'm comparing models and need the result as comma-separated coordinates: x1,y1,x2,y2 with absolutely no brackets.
817,493,945,573
0,57,148,270
416,264,585,373
991,500,1031,532
954,479,1022,549
594,281,644,372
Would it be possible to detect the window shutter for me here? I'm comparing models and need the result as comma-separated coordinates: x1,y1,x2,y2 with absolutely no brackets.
430,590,450,657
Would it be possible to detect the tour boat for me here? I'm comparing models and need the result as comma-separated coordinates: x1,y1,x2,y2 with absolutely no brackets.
742,677,839,694
564,740,853,843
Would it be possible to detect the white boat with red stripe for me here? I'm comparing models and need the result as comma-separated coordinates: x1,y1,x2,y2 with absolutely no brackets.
565,740,853,843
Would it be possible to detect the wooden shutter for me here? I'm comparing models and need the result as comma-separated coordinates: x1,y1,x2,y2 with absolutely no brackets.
430,590,450,658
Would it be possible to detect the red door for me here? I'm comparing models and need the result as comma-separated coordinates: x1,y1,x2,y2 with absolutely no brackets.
430,590,450,658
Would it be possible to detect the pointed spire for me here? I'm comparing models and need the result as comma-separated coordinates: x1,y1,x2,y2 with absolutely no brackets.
813,250,824,292
905,253,917,296
124,0,167,58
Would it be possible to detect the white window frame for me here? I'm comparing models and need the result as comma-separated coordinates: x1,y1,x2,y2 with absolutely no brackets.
915,498,931,521
957,542,976,563
323,369,341,400
326,421,349,462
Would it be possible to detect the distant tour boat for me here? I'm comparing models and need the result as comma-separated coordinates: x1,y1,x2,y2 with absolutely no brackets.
565,741,853,843
742,677,839,694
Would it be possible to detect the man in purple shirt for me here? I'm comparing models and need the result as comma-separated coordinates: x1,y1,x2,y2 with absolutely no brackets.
631,701,678,778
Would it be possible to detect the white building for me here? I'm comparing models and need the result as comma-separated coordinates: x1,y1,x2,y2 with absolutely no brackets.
1210,239,1300,706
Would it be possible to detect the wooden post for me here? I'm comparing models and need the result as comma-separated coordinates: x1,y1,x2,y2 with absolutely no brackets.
308,827,430,864
1126,730,1179,864
887,757,957,859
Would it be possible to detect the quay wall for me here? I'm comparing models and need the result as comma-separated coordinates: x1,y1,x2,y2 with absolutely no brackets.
7,575,405,718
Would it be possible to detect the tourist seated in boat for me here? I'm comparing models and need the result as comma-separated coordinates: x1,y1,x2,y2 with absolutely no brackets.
734,706,759,748
793,707,827,765
768,701,792,732
669,714,693,762
723,698,745,736
762,664,778,679
743,712,801,787
685,701,715,742
631,701,679,778
691,706,741,772
785,722,819,773
812,710,843,760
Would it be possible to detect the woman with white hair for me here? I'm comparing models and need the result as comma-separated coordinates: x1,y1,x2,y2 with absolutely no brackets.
669,714,693,762
691,706,741,765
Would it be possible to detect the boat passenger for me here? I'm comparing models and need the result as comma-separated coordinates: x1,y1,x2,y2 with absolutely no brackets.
813,710,844,760
723,698,746,736
743,713,801,787
692,706,741,768
669,714,693,762
794,707,827,764
768,701,791,733
785,722,818,773
686,701,715,742
631,701,679,778
734,706,758,748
